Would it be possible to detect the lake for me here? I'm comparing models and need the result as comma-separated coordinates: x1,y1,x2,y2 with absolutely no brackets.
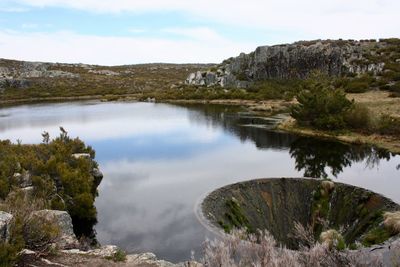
0,101,399,262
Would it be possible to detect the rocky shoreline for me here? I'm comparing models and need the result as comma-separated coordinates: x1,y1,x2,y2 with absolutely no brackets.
0,149,202,267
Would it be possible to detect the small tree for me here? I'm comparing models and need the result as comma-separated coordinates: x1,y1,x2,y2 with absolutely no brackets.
291,78,354,130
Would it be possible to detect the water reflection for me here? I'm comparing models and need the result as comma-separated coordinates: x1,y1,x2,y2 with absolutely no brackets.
289,137,392,178
179,104,397,179
179,104,298,150
0,101,399,263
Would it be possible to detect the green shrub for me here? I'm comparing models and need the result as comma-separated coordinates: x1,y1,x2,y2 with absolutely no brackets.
0,243,20,267
344,81,369,93
0,130,99,240
344,104,371,130
291,78,354,130
23,215,60,251
338,74,375,93
362,227,391,247
376,115,400,136
106,248,127,262
389,81,400,93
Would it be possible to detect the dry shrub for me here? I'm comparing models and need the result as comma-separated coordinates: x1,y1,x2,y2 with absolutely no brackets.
299,242,349,267
202,226,396,267
344,103,372,130
383,211,400,234
202,228,352,267
292,222,315,249
319,230,345,251
320,180,335,193
23,214,60,252
4,189,60,253
203,229,298,267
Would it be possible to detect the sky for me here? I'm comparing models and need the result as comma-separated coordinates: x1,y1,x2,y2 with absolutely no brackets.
0,0,399,65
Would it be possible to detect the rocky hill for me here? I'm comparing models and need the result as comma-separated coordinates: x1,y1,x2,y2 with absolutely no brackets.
0,58,210,103
186,38,400,88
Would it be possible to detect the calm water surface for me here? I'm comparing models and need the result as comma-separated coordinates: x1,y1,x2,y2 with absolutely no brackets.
0,101,399,262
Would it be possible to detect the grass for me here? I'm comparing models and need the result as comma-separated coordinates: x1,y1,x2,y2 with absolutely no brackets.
362,227,392,247
383,211,400,234
221,198,253,233
105,248,126,262
320,229,346,251
311,182,333,235
0,60,209,104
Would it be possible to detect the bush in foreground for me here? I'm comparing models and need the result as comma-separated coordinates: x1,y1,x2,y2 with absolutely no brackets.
202,227,398,267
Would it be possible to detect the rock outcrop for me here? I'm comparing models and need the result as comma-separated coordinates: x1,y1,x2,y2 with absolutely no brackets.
186,39,393,88
22,246,204,266
0,60,80,90
0,211,13,242
32,209,79,249
12,170,32,188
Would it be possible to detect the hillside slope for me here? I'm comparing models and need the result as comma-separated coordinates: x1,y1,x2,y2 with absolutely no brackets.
186,38,400,90
0,59,209,102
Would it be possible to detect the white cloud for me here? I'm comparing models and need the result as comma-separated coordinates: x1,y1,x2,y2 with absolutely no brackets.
11,0,400,39
162,27,225,42
128,28,146,34
0,30,256,65
2,0,399,64
21,23,38,29
0,7,28,12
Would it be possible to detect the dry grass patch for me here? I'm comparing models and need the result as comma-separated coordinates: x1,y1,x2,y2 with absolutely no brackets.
384,211,400,234
348,91,400,118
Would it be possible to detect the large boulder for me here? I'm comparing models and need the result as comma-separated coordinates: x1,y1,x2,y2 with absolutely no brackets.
32,210,79,249
0,211,13,242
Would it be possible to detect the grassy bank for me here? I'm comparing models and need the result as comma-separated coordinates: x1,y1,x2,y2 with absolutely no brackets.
278,117,400,154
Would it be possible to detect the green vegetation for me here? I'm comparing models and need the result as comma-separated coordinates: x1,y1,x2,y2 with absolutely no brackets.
0,243,20,267
291,78,353,130
311,181,334,235
0,130,100,265
106,248,127,262
290,76,400,137
219,198,253,233
0,191,61,266
138,79,303,102
362,227,392,247
334,74,376,93
0,131,98,224
0,60,204,104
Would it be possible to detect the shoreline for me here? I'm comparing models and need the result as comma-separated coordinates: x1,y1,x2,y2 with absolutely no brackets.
1,94,399,154
278,117,400,154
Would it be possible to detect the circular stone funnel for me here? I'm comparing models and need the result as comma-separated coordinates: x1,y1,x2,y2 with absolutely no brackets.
201,178,400,249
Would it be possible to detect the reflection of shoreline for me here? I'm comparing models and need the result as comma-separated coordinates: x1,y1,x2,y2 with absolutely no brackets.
290,136,394,179
180,103,298,150
180,104,398,179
